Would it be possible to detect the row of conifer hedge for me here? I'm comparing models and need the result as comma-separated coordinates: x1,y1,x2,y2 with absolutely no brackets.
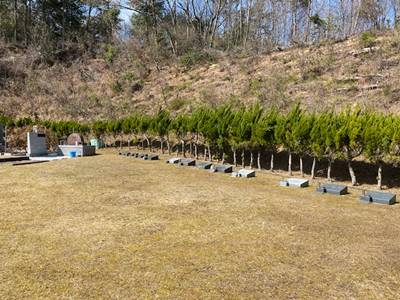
1,104,399,189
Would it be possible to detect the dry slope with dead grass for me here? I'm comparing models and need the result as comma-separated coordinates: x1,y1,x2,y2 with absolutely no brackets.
2,32,400,120
0,152,400,298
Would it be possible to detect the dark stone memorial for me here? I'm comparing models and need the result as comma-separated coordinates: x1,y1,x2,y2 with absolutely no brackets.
316,183,348,195
0,124,4,152
180,159,196,166
360,191,396,205
196,161,213,169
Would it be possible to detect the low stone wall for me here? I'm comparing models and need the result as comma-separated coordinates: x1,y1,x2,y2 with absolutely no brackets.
58,145,96,157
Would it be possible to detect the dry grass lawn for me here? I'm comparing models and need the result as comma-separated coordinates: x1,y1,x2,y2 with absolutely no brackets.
1,152,400,299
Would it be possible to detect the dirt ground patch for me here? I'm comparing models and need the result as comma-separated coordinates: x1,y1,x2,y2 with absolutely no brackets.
1,152,400,299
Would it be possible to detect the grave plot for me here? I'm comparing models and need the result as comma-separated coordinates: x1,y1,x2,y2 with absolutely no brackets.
27,129,48,157
180,159,196,166
360,191,396,205
211,164,233,173
316,183,348,195
143,154,159,160
280,178,309,188
166,157,181,164
196,161,213,169
58,133,96,157
232,169,256,178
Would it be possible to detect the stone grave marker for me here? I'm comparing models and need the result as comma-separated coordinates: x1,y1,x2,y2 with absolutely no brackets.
211,164,233,173
196,161,213,169
316,183,348,195
166,157,181,164
27,127,48,157
0,124,4,152
143,154,159,160
360,191,396,205
232,169,256,178
280,178,309,188
180,159,196,166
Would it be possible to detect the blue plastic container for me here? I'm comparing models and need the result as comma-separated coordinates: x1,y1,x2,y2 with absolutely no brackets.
68,151,77,158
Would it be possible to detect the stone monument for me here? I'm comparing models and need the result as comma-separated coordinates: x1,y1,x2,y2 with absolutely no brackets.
58,133,96,157
0,124,4,152
27,126,48,157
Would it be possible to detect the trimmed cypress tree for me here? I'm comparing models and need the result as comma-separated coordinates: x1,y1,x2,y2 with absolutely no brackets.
228,107,245,166
215,105,234,163
275,104,302,176
335,108,366,186
248,103,264,169
310,112,340,181
152,110,171,154
363,113,393,189
171,113,189,157
291,113,314,177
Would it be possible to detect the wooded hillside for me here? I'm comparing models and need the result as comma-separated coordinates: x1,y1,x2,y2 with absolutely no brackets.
2,1,400,120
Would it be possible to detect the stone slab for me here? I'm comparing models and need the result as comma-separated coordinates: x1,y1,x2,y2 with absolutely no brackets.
166,157,181,164
286,178,309,187
211,164,233,173
180,159,196,166
196,161,213,169
316,183,348,195
143,154,159,160
238,169,256,178
360,191,396,205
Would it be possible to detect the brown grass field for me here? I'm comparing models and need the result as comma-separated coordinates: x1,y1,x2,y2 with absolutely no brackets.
1,151,400,299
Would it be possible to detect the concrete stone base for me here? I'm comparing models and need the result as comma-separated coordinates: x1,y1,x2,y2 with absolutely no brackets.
58,145,96,157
